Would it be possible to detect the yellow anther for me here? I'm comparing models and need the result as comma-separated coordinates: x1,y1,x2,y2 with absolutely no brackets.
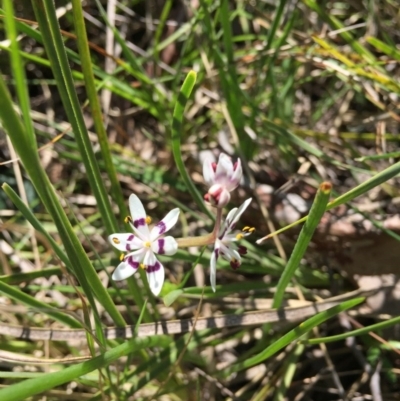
145,215,152,225
140,263,146,270
119,254,125,261
236,233,244,240
143,241,151,248
113,237,121,244
243,226,251,231
124,216,132,224
242,226,255,233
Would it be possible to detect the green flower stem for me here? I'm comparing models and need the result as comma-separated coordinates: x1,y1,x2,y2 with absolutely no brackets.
176,207,222,248
176,233,215,248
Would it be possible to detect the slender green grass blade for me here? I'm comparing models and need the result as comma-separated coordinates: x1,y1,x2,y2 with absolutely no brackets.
303,0,378,65
219,0,253,158
31,0,118,235
273,182,332,308
272,343,305,401
367,36,400,61
0,335,166,401
0,74,124,326
0,280,82,328
171,70,211,217
263,158,400,239
2,183,70,269
0,268,60,285
2,0,35,146
70,0,127,218
68,0,148,307
306,315,400,345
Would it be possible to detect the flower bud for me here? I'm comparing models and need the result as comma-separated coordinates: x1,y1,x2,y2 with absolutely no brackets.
203,153,242,208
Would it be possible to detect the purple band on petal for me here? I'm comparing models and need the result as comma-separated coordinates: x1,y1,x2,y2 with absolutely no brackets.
126,234,135,251
219,227,228,239
155,221,167,235
238,245,247,255
156,238,165,254
214,248,220,259
147,261,161,273
126,256,139,270
133,218,146,228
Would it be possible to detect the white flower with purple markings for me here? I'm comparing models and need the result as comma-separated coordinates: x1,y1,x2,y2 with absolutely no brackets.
210,198,253,291
109,194,180,296
203,153,242,208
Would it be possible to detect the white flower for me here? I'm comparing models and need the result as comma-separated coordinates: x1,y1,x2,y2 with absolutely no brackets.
109,194,180,296
203,153,242,207
210,198,253,291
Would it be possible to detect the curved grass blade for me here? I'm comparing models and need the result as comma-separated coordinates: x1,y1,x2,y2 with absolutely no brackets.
0,335,169,401
2,183,71,270
0,268,60,285
261,159,400,240
218,0,254,158
306,315,400,345
0,73,124,327
70,0,127,218
222,297,364,376
31,0,118,235
2,0,35,147
171,70,212,218
69,0,147,308
0,280,82,329
273,182,332,308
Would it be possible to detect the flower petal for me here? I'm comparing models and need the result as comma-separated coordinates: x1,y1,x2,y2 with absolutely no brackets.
215,153,234,179
112,260,138,281
143,252,165,296
108,233,143,252
150,208,180,240
128,194,150,239
143,248,155,268
146,259,165,296
226,159,242,191
224,198,252,232
206,185,231,208
129,193,146,220
203,158,216,186
220,242,241,263
219,206,238,237
151,236,178,255
216,188,231,208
